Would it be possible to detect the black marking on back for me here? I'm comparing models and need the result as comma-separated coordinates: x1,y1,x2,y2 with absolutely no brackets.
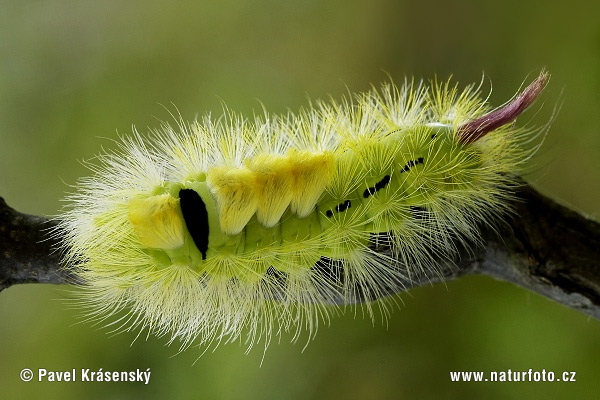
335,200,351,213
179,189,209,260
400,157,424,173
326,199,352,218
363,174,391,198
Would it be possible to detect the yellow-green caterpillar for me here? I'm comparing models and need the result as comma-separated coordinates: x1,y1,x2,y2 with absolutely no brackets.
58,72,549,352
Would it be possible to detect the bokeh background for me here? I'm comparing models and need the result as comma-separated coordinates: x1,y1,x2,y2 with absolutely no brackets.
1,0,599,399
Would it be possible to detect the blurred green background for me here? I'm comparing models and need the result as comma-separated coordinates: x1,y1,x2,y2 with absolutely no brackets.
1,0,599,399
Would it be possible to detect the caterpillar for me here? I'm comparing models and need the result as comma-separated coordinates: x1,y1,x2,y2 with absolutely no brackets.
57,72,549,353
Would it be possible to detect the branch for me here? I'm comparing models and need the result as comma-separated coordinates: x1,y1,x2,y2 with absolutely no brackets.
372,183,600,319
1,185,600,319
0,197,71,290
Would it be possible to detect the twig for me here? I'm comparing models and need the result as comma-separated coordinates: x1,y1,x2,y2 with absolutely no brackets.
1,184,599,318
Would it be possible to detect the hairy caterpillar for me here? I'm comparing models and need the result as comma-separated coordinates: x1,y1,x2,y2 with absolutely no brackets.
57,72,549,352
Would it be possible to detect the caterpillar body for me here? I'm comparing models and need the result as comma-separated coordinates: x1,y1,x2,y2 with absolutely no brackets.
58,72,549,352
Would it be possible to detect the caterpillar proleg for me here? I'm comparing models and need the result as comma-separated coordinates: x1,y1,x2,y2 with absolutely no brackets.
58,72,549,352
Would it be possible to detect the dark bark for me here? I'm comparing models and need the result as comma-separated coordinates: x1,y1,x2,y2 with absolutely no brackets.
0,197,73,291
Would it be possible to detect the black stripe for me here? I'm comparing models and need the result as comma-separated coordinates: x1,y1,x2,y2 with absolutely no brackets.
335,199,351,213
179,189,209,260
363,174,391,198
400,157,424,173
